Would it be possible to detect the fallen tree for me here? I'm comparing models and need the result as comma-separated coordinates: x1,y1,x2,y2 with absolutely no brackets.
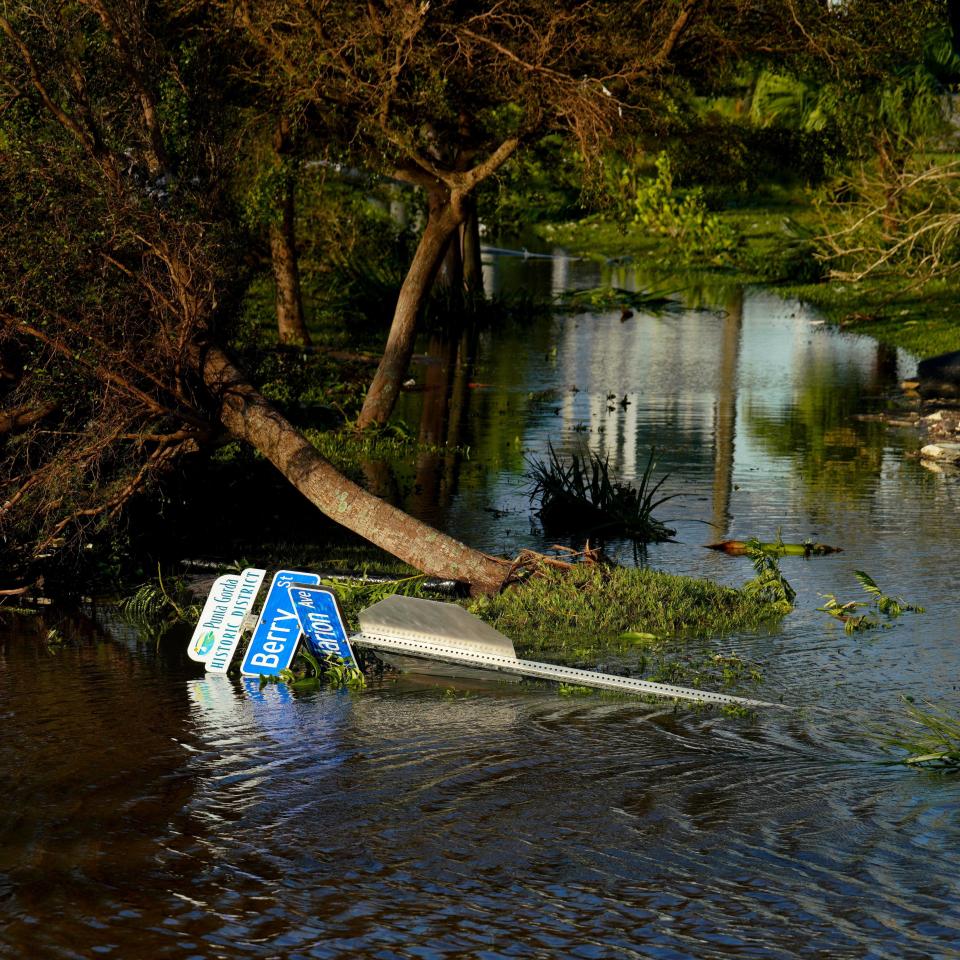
0,1,939,592
0,1,507,593
199,343,507,593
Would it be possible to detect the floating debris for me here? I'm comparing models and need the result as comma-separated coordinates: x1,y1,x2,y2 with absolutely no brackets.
706,540,842,556
920,442,960,464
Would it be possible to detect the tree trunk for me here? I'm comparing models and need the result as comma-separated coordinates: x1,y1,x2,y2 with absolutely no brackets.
436,229,464,293
270,177,311,346
443,323,476,496
0,401,58,435
356,192,462,429
407,332,457,520
461,195,483,294
198,342,508,595
432,189,464,292
271,116,310,347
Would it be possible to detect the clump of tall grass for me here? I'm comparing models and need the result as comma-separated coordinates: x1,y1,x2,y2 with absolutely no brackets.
469,564,786,669
526,445,676,542
882,699,960,771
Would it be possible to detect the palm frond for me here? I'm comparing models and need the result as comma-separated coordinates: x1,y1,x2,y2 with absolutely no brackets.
881,698,960,770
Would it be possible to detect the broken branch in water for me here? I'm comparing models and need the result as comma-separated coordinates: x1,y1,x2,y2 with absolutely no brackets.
706,540,842,556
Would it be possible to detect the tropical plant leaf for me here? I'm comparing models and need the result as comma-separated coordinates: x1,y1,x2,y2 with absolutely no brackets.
880,698,960,770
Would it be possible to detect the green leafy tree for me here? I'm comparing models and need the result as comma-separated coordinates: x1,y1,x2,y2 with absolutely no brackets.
0,0,509,593
236,0,909,428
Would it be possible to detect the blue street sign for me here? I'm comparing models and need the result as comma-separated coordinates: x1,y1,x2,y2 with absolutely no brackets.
240,569,321,677
286,585,356,667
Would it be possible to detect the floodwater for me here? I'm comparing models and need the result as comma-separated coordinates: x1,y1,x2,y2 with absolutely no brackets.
3,251,960,958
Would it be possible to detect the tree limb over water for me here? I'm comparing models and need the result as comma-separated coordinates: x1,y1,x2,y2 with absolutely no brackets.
0,0,942,590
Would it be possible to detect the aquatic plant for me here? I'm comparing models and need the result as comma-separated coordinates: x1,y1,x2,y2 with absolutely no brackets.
556,286,682,316
882,698,960,770
322,654,367,690
818,570,924,633
120,567,201,645
526,445,676,542
279,647,366,691
741,538,796,612
853,570,924,618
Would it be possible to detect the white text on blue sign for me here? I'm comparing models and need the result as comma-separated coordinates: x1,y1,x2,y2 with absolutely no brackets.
240,570,320,676
287,585,356,666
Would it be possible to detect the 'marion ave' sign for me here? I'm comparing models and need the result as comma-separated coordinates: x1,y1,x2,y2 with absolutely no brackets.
286,584,356,666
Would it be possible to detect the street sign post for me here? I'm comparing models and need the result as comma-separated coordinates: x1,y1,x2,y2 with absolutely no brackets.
240,569,320,677
205,568,267,674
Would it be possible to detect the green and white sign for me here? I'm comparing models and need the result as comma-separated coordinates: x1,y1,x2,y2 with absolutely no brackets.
188,568,266,673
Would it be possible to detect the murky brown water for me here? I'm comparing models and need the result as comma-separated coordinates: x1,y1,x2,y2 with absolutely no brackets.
3,256,960,958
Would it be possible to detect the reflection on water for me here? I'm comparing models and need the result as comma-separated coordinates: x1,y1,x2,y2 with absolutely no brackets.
3,618,960,958
4,258,960,958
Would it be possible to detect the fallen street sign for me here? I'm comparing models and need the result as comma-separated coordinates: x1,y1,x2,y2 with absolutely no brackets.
205,567,267,674
286,584,356,667
188,568,266,666
240,569,321,677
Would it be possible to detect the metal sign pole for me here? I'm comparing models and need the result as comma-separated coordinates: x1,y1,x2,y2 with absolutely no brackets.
355,594,784,709
352,631,780,708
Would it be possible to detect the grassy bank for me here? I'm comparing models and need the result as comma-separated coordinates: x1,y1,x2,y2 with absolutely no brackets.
535,202,815,281
777,278,960,359
535,201,960,361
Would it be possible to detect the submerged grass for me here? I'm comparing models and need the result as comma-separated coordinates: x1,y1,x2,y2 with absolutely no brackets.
468,564,775,696
472,564,784,660
303,423,451,468
555,285,684,316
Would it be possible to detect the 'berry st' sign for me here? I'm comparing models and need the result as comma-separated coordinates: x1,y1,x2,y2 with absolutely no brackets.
240,570,320,677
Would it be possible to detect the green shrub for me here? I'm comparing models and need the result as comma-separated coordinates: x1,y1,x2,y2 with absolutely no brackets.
625,153,740,263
